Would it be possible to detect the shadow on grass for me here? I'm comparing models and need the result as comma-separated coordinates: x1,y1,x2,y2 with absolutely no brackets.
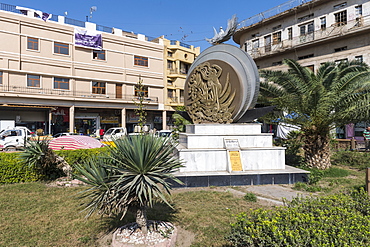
98,201,178,233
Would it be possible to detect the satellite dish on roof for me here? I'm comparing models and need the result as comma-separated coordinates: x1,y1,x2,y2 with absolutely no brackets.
90,6,97,14
87,6,97,21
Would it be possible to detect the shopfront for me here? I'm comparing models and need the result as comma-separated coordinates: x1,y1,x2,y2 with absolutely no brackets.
51,107,69,134
126,110,173,133
0,106,50,134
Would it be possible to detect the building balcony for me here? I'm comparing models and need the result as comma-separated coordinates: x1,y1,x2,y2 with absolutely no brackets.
247,15,369,60
0,85,158,103
167,96,180,104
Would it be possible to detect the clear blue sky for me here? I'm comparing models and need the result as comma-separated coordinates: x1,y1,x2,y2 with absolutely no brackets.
3,0,289,51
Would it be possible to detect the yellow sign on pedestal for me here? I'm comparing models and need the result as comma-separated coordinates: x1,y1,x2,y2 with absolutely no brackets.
229,150,243,171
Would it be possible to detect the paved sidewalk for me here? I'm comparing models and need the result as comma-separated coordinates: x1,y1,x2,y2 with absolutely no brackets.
227,184,315,205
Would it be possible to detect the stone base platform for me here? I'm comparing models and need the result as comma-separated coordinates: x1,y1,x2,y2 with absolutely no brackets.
172,166,309,188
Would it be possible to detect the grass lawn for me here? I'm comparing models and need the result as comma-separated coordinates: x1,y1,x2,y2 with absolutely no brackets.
0,182,274,247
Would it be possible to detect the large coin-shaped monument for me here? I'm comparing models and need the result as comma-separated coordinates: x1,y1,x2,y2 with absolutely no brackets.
184,44,260,124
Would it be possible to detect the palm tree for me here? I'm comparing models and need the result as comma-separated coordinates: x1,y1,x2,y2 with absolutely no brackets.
260,59,370,169
74,134,183,234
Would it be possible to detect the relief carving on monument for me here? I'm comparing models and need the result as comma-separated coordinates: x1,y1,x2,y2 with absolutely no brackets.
186,62,235,124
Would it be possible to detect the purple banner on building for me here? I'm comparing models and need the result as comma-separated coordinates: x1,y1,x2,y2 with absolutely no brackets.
74,28,102,49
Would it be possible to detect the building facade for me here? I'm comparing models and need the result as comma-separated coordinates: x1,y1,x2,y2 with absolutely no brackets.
0,3,197,135
233,0,370,140
163,39,200,113
234,0,370,71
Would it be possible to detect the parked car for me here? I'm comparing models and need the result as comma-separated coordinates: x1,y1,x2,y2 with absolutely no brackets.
53,132,79,138
102,127,127,142
155,130,172,137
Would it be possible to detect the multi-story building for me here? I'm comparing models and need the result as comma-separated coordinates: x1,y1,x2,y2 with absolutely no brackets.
233,0,370,140
0,3,198,135
234,0,369,71
163,39,200,112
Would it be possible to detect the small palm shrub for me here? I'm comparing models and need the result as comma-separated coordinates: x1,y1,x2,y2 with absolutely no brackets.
19,138,65,180
74,134,183,234
226,190,370,246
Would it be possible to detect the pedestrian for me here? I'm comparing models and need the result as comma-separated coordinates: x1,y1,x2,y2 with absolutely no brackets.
363,126,370,151
99,128,105,137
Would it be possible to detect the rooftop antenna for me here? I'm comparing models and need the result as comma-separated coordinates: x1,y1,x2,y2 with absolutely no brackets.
86,6,97,22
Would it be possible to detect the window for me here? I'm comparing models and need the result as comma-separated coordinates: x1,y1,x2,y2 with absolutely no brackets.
92,82,106,94
298,54,314,60
252,39,259,49
320,17,326,30
27,37,39,51
27,75,40,87
93,50,105,60
167,51,173,57
135,85,148,97
334,2,347,9
134,55,148,67
54,77,69,90
334,46,347,52
298,13,314,22
0,72,2,85
272,61,282,66
251,33,259,38
355,5,362,17
334,11,347,26
355,55,363,63
272,32,281,45
167,60,174,70
264,35,271,52
335,58,348,64
288,28,293,40
272,25,281,31
306,65,315,72
180,90,184,102
167,89,175,98
180,62,190,74
299,22,314,36
54,42,69,55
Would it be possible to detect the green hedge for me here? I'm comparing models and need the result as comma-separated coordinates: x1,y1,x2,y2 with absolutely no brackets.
226,190,370,246
0,147,108,184
331,151,370,170
56,147,108,166
0,152,40,184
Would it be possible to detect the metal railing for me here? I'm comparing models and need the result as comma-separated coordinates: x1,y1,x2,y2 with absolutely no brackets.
0,85,158,103
65,17,85,28
0,3,20,14
238,0,314,29
246,15,369,59
96,24,113,33
169,40,192,49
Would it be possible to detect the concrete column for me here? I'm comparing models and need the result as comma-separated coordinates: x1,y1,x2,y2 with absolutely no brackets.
69,105,75,133
48,111,52,135
162,110,167,130
121,108,126,128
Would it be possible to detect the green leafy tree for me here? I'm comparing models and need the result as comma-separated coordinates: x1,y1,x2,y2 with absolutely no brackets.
260,59,370,169
74,134,183,234
171,106,192,139
134,76,147,132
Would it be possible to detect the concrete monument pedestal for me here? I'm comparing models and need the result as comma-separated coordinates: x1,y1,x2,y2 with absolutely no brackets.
174,124,308,187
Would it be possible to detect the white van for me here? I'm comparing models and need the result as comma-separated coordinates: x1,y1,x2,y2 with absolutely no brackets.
102,127,127,142
0,127,33,151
